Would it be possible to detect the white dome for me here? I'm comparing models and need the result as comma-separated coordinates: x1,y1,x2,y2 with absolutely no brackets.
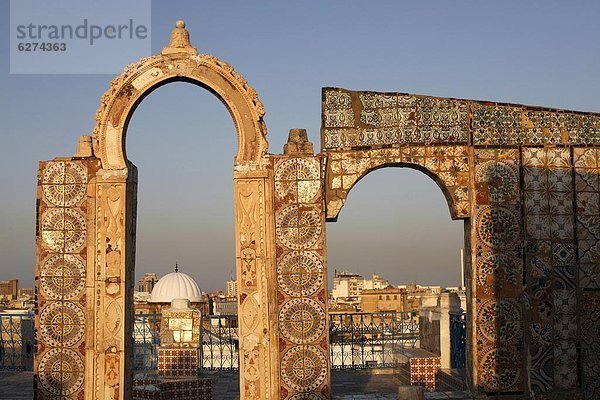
149,271,203,303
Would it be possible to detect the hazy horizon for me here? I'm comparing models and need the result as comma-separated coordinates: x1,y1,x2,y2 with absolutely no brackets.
2,1,599,292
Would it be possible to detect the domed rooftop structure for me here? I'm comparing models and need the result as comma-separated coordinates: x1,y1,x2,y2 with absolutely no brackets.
149,264,203,303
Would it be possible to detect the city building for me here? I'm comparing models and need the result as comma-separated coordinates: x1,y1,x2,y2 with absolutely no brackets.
0,279,19,301
226,278,237,297
138,272,160,293
18,288,34,299
363,273,389,290
331,271,364,299
330,271,396,311
361,285,405,313
402,283,443,314
212,295,238,315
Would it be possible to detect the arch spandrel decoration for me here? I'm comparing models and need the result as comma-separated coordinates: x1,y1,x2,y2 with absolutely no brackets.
324,146,471,221
322,87,600,398
92,22,268,170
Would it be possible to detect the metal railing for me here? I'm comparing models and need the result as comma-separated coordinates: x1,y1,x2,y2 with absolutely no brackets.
0,312,35,371
0,311,421,372
449,311,466,369
200,315,239,370
329,311,419,369
133,313,161,371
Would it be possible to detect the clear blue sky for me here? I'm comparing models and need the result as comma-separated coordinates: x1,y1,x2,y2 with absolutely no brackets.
1,1,599,291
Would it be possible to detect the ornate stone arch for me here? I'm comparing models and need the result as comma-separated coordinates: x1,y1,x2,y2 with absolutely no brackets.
92,21,268,170
33,22,279,400
324,146,471,221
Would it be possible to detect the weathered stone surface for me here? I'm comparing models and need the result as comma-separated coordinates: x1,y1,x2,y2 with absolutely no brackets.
398,386,425,400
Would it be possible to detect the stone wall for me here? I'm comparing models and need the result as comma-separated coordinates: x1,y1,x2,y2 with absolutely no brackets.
322,87,600,398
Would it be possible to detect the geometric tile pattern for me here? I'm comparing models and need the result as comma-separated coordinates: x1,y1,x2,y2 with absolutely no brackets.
322,89,468,148
132,377,211,400
575,148,600,290
157,348,199,378
580,292,600,400
35,160,90,399
522,147,579,394
409,356,442,391
322,88,600,149
576,149,600,399
473,149,524,393
274,156,329,400
473,105,600,146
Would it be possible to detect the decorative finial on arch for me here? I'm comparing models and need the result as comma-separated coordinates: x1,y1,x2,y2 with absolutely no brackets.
162,20,198,55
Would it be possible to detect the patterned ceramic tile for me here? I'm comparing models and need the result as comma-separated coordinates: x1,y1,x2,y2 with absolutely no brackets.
322,88,469,149
530,344,553,394
35,160,90,399
409,356,441,391
274,155,329,399
554,290,577,314
554,315,578,340
581,293,600,399
553,340,577,364
552,243,576,267
521,147,581,396
158,348,199,378
554,360,578,390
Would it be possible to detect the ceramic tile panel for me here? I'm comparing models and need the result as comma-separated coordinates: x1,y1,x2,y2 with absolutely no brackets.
522,147,578,394
322,88,468,149
409,356,441,391
157,348,199,378
132,377,212,400
323,88,600,150
274,156,329,400
473,149,525,393
580,292,600,400
35,160,92,399
575,148,600,289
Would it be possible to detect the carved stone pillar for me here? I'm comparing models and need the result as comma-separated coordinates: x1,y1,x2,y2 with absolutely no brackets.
89,166,137,400
234,167,280,400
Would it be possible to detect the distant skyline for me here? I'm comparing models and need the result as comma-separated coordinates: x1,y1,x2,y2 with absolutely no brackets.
2,2,600,291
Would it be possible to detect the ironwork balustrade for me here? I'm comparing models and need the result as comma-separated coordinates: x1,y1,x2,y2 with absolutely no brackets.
1,311,421,372
133,313,161,371
0,312,34,371
200,315,239,370
329,311,419,369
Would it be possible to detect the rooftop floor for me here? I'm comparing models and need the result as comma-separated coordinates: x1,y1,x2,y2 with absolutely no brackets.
0,370,472,400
